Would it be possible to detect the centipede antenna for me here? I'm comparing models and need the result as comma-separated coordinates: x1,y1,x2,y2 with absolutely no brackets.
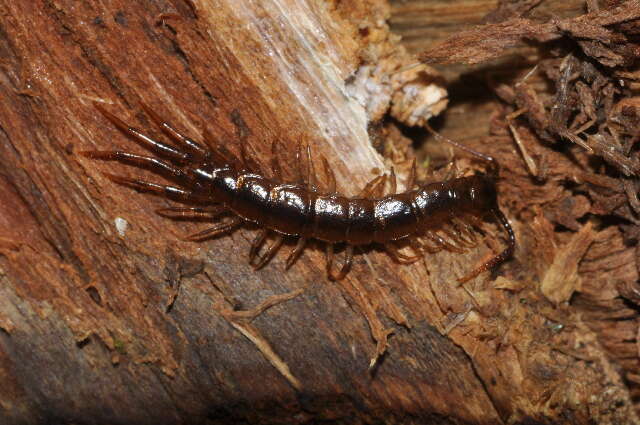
424,122,499,176
494,208,516,264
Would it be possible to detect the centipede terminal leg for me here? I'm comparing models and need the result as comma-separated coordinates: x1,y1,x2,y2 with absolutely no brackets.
94,102,189,164
99,172,202,203
80,151,192,184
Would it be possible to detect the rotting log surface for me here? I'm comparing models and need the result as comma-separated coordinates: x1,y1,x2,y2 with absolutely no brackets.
0,1,636,424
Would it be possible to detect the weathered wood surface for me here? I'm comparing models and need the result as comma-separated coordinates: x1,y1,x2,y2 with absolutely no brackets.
0,0,636,424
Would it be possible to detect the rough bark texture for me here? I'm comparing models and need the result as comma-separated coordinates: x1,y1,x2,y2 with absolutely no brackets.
0,0,637,424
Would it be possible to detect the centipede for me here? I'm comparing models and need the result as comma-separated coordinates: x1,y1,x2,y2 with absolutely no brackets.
81,102,515,282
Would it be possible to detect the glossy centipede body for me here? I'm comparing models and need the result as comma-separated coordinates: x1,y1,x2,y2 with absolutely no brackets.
81,102,515,281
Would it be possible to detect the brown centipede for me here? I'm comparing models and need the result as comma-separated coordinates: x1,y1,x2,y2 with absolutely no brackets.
81,102,515,282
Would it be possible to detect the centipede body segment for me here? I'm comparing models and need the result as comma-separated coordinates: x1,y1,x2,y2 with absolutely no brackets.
81,102,515,282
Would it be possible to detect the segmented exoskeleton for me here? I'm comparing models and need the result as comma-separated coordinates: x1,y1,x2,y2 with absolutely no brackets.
81,103,515,281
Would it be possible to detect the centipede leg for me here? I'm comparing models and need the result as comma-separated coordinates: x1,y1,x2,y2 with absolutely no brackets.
80,151,191,184
442,226,475,249
409,238,428,256
306,144,317,189
285,237,307,269
271,141,283,181
249,231,284,269
184,217,242,241
238,140,261,172
389,167,397,195
425,231,465,254
257,236,284,269
201,127,232,165
321,155,337,193
416,236,440,254
202,127,243,169
326,244,354,281
384,242,421,264
249,229,268,265
155,206,226,220
140,102,208,159
372,175,388,198
358,175,386,197
407,157,417,189
452,218,478,245
295,140,305,184
93,102,189,164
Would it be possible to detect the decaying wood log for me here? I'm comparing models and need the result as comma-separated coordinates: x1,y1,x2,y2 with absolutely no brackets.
0,0,637,424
